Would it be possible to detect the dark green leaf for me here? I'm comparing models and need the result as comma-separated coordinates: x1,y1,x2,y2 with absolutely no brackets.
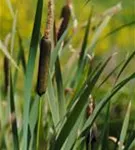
22,0,43,149
9,72,19,150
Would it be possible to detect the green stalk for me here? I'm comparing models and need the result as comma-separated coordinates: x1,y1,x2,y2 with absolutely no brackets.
36,97,43,150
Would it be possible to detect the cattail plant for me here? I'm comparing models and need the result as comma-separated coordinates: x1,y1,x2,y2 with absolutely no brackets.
1,0,135,150
36,0,53,96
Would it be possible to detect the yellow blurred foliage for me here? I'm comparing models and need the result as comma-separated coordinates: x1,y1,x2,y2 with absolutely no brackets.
117,28,135,47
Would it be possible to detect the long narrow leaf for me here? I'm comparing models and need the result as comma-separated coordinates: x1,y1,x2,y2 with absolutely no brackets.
50,29,68,73
71,8,93,88
22,0,43,149
62,107,86,150
47,72,59,127
98,59,123,88
10,11,17,55
100,102,110,150
128,139,135,150
9,72,19,150
102,21,135,40
87,15,111,53
18,34,26,73
13,34,26,85
55,58,66,118
0,40,20,70
125,131,135,150
5,0,15,18
115,51,135,84
79,7,93,66
29,95,40,139
118,101,131,150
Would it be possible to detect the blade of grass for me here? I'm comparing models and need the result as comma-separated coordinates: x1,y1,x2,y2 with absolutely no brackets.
125,131,135,150
10,11,17,55
22,0,43,149
85,0,91,5
98,59,123,88
29,95,40,150
5,0,15,18
87,15,111,54
100,102,110,150
50,28,68,73
118,101,131,150
18,34,26,73
9,72,19,150
54,47,65,118
36,96,42,150
55,58,66,118
115,50,135,84
71,8,93,88
87,61,102,81
126,133,135,150
0,40,20,70
62,107,86,150
101,21,135,40
47,71,59,127
13,34,26,85
63,55,78,87
79,7,93,66
74,138,86,150
75,57,92,94
63,47,79,87
128,139,135,150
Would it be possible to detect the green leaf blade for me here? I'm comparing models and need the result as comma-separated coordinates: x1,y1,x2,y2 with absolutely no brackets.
22,0,43,149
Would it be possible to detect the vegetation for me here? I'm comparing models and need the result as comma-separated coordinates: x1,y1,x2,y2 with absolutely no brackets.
0,0,135,150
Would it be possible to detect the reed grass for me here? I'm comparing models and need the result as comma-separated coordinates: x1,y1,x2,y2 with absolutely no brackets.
0,0,135,150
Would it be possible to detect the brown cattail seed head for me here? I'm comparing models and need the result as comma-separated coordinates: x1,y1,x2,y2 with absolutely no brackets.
57,4,71,40
36,37,51,96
